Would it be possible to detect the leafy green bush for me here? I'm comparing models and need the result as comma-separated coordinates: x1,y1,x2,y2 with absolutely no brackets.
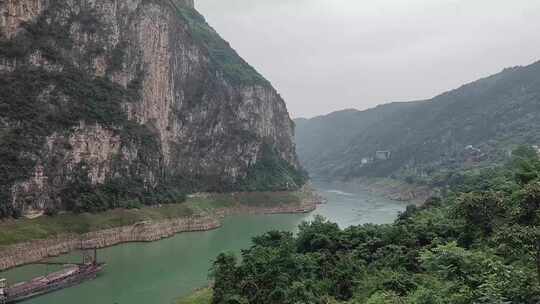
209,150,540,303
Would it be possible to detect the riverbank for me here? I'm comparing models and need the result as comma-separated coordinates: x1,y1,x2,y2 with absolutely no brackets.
352,177,434,204
313,177,434,204
0,189,320,271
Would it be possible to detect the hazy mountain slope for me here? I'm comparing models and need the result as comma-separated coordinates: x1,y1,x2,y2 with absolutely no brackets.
295,61,540,180
294,103,423,177
0,0,305,217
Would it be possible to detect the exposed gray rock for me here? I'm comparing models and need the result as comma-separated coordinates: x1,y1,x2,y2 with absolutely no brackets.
0,0,302,216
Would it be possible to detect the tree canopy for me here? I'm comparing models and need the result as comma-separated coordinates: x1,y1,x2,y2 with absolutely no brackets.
209,146,540,303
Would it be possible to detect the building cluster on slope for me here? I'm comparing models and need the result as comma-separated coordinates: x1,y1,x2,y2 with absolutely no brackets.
463,145,485,163
360,150,392,166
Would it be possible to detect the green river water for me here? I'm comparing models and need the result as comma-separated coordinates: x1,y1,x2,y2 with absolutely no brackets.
0,182,408,304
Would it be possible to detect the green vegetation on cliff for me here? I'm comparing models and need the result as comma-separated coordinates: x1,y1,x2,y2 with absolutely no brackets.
0,3,163,217
208,147,540,304
0,65,161,217
236,143,308,192
172,1,269,86
0,1,305,218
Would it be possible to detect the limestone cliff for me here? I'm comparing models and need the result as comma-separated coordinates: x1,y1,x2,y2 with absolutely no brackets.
0,0,305,216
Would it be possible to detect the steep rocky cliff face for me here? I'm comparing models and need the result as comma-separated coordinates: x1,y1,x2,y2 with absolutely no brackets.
0,0,305,217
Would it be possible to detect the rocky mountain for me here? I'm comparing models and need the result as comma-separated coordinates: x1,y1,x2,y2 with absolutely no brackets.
0,0,305,217
295,60,540,181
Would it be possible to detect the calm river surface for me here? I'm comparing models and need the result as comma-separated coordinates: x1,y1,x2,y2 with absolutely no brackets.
0,181,408,304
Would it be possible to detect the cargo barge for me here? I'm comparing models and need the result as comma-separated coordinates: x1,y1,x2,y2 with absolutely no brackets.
0,251,104,303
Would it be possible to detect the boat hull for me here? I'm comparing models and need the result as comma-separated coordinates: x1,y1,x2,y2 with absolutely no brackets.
5,264,104,303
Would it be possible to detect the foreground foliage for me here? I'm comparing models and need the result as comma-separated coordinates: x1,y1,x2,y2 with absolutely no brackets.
210,147,540,303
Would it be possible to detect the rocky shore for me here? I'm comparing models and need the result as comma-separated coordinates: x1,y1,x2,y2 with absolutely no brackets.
313,178,434,205
353,178,434,204
0,200,318,271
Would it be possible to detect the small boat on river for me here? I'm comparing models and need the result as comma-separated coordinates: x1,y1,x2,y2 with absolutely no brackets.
0,250,104,303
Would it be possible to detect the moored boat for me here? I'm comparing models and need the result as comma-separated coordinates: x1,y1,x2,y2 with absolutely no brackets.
0,251,104,303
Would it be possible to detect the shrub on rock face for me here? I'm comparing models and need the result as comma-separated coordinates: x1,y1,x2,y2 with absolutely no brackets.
236,143,308,192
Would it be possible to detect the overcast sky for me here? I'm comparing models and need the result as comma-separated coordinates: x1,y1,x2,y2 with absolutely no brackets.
196,0,540,118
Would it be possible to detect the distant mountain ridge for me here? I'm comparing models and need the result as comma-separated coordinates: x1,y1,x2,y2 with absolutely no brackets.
295,60,540,181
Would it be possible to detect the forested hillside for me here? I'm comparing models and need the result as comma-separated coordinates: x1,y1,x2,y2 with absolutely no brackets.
209,146,540,303
295,61,540,181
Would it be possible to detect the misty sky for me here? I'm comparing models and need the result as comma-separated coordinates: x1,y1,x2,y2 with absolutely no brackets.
196,0,540,118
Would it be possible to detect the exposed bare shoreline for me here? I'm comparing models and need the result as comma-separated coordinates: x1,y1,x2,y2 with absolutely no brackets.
0,200,319,271
315,177,433,204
